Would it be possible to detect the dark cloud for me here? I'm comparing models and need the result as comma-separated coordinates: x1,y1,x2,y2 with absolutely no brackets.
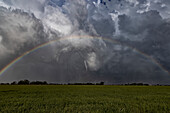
118,9,170,73
119,10,162,35
1,39,170,84
0,0,170,84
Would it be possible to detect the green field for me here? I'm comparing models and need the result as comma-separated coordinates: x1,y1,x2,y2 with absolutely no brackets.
0,85,170,113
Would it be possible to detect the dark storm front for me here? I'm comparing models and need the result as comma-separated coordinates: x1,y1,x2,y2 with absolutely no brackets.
0,0,170,84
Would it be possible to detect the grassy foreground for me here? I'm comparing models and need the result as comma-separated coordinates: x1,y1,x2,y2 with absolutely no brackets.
0,85,170,113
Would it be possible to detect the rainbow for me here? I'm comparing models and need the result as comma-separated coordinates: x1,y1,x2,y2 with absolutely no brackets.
0,35,169,76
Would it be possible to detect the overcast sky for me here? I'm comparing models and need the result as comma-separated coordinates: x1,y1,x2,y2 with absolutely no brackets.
0,0,170,84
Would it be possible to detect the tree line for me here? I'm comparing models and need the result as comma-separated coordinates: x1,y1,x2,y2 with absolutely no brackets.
0,80,169,86
124,83,149,86
0,80,105,85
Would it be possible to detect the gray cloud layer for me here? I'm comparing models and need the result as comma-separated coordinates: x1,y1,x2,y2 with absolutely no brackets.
0,0,170,84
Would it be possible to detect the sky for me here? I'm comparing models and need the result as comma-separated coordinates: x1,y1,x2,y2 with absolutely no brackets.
0,0,170,84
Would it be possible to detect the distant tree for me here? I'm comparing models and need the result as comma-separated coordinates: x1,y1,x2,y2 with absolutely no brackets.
100,82,104,85
11,81,17,85
43,81,48,85
68,83,96,85
30,81,48,85
86,83,94,85
124,83,149,86
138,83,143,85
144,84,149,86
18,80,30,85
96,83,100,85
0,83,9,85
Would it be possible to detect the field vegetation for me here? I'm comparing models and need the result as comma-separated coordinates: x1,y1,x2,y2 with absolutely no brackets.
0,85,170,113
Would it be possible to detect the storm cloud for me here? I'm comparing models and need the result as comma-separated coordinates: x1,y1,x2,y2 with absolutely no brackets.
0,0,170,84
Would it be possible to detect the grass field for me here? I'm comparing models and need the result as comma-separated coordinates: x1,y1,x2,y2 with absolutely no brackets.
0,85,170,113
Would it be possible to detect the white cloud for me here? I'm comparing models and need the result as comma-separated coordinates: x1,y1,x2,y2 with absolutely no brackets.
87,52,100,71
126,0,139,6
0,0,46,18
0,7,46,59
0,1,10,9
0,35,2,43
42,6,73,36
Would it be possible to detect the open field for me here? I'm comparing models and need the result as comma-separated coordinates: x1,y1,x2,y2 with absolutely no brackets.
0,85,170,113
